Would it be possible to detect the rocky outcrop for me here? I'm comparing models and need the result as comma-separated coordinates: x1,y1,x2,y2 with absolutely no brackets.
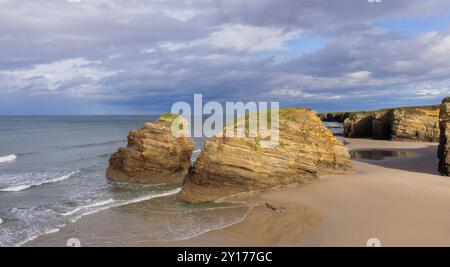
343,113,373,138
106,114,195,184
438,98,450,176
319,112,352,123
179,108,352,203
341,105,439,142
391,107,439,142
372,110,393,140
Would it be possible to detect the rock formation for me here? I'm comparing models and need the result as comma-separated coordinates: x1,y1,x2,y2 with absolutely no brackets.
319,112,352,123
343,112,373,138
391,107,439,142
438,97,450,176
340,105,439,142
106,114,195,184
179,108,352,203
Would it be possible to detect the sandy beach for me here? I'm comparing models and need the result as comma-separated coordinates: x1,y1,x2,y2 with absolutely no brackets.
26,138,449,247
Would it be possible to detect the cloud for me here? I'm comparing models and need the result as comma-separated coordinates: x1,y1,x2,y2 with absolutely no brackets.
1,58,120,95
205,24,301,52
1,0,450,114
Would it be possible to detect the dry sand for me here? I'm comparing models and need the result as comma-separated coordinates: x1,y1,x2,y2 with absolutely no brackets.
27,138,450,247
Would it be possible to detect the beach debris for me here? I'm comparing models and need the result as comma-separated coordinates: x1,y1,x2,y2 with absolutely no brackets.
264,203,285,212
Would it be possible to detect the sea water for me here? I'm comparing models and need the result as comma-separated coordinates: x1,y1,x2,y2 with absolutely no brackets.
0,116,247,246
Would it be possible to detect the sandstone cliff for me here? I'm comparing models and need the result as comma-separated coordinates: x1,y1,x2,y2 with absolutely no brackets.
340,105,439,142
179,108,352,203
106,114,195,184
438,98,450,175
391,107,439,142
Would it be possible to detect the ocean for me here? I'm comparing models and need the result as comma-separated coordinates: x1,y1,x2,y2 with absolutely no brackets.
0,116,249,247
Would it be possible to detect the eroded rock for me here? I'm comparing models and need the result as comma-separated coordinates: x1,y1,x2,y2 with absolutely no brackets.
180,108,352,203
341,105,439,142
106,114,195,184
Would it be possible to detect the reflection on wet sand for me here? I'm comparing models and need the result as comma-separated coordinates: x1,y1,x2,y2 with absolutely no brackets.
350,149,416,160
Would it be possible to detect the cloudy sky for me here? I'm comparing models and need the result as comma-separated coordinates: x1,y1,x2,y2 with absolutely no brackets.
1,0,450,114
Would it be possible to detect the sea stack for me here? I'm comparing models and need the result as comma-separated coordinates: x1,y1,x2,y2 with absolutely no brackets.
179,108,352,203
438,97,450,176
106,114,195,184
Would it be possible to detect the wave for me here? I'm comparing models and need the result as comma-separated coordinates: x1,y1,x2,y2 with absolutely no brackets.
60,140,126,150
0,217,3,224
66,188,181,222
0,154,17,163
13,188,180,247
61,199,114,216
15,228,61,247
193,149,201,153
171,206,253,242
116,187,181,206
16,188,247,247
0,170,80,192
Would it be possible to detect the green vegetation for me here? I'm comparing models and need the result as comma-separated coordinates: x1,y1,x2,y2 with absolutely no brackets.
323,105,439,117
160,113,179,120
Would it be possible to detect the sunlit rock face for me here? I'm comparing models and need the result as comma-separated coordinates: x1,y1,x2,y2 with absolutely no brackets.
106,114,195,184
180,108,352,203
342,106,439,142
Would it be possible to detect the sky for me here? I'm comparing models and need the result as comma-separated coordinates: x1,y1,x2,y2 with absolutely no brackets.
1,0,450,115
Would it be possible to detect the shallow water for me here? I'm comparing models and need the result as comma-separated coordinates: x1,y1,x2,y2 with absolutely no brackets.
350,149,416,161
323,121,344,135
0,116,241,247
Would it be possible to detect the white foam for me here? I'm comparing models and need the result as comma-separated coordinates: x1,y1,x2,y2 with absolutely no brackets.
15,228,60,247
172,206,253,242
61,198,114,216
0,154,17,163
16,188,182,246
0,217,3,224
193,149,201,153
0,185,31,192
117,187,181,206
68,188,181,222
0,170,80,192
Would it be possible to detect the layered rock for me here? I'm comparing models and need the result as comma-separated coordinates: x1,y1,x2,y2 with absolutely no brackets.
391,107,439,142
438,97,450,175
106,114,195,184
341,105,439,142
179,108,352,203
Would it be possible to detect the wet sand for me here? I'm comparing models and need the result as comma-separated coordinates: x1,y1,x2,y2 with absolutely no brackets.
27,138,450,247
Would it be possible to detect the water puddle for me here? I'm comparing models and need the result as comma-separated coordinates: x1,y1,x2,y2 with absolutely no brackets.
350,149,416,160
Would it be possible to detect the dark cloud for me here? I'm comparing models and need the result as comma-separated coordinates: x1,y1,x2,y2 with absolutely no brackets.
1,0,450,114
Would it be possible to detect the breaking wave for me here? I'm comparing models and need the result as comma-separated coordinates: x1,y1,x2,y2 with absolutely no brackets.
0,154,17,163
0,170,80,192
